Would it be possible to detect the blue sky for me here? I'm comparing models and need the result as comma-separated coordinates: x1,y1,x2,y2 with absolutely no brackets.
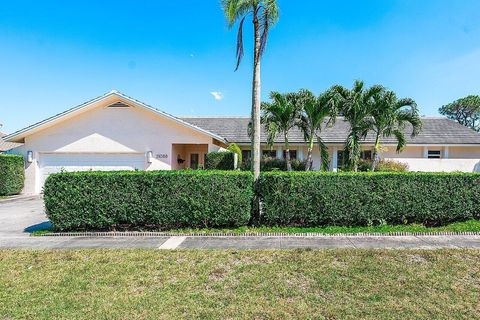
1,0,479,133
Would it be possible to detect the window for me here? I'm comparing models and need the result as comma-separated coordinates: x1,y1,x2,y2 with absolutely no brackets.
242,150,251,162
360,150,372,160
262,150,277,158
337,150,347,169
282,150,297,160
428,150,441,159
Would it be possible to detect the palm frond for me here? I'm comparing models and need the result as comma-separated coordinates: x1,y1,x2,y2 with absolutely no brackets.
235,16,246,71
392,129,406,152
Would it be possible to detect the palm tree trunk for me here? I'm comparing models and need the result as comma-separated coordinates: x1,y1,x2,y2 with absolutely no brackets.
371,131,381,171
306,135,314,171
285,133,292,171
251,12,261,181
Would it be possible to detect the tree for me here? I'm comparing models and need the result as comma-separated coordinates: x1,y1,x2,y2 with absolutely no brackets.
222,0,279,181
296,89,337,171
439,95,480,132
261,92,301,171
330,80,383,171
368,90,422,171
227,143,242,166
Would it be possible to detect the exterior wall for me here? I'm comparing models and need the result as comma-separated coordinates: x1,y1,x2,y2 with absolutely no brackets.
11,98,217,194
239,144,480,173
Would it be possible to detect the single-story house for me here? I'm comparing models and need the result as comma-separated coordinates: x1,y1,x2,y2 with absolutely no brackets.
5,90,480,194
0,131,21,152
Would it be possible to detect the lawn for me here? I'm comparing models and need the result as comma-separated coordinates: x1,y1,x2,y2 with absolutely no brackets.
1,249,479,319
150,219,480,235
33,219,480,236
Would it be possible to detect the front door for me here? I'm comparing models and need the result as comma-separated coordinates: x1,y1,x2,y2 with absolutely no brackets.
190,153,199,169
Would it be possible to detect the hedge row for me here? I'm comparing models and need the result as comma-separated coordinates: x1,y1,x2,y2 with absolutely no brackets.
44,170,253,231
205,152,236,170
0,154,24,196
44,171,480,231
257,172,480,226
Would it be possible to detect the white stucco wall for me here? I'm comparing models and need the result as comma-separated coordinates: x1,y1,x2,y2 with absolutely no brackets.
239,144,480,173
11,96,219,193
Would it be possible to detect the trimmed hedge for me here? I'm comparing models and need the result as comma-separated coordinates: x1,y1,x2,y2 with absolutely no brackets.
205,152,235,170
257,172,480,227
44,170,253,231
0,154,24,196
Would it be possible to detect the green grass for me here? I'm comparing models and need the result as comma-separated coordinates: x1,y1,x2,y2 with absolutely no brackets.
31,219,480,236
0,249,479,319
164,219,480,235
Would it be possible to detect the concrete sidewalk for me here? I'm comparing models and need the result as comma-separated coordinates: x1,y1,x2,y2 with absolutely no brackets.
1,235,479,250
0,196,478,250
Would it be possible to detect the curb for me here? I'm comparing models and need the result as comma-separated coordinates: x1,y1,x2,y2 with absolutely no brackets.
34,231,480,238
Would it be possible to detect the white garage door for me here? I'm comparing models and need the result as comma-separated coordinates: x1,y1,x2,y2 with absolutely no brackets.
39,153,146,188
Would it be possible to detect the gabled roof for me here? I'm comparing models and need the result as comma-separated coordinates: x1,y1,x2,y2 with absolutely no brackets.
180,116,480,145
4,90,228,143
0,131,22,151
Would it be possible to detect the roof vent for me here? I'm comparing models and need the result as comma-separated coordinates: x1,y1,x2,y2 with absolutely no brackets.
107,102,130,108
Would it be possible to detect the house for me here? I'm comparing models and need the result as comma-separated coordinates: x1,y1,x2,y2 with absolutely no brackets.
0,131,21,152
5,90,480,194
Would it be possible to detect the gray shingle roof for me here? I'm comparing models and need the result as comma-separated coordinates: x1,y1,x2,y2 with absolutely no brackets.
0,132,22,151
180,117,480,145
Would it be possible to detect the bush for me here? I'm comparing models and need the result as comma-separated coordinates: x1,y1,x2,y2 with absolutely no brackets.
44,170,253,231
356,159,408,172
376,160,409,172
205,152,235,170
227,143,242,163
0,154,24,196
257,172,480,227
241,157,307,172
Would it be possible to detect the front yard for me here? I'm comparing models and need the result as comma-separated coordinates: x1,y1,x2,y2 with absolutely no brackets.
1,249,479,319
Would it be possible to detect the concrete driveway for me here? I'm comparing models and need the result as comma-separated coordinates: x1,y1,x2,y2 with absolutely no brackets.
0,196,50,237
0,197,479,250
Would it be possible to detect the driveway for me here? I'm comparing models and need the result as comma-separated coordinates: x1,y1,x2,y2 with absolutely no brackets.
0,197,479,249
0,196,50,237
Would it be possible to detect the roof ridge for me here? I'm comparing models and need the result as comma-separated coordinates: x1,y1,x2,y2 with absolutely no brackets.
179,115,251,118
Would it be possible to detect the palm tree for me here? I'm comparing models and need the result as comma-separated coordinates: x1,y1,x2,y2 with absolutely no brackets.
368,90,422,171
331,80,383,171
261,92,301,171
222,0,279,181
296,89,337,171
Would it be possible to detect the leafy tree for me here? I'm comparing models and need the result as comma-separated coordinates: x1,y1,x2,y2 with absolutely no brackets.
261,92,301,171
330,80,383,171
227,143,243,164
296,89,337,171
368,90,422,171
222,0,279,181
439,95,480,132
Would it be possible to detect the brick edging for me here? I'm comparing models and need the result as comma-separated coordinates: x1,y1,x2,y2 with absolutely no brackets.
34,231,480,238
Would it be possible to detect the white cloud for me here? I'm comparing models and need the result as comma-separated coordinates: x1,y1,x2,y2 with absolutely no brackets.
210,91,224,101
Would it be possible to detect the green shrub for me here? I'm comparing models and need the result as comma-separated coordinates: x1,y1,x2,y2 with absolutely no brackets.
205,152,235,170
257,172,480,227
0,154,24,196
357,159,409,172
44,170,253,231
241,157,307,172
227,143,242,163
376,159,409,172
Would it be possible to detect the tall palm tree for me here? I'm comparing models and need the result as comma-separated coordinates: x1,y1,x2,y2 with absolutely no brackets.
331,80,383,171
222,0,279,181
296,89,337,171
368,90,422,171
261,92,301,171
